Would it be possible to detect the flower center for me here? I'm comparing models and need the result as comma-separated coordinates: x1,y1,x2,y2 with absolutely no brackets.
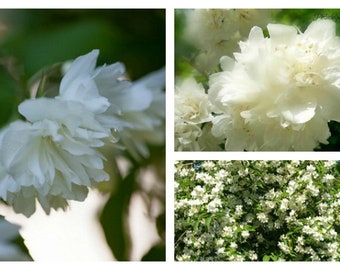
290,42,321,87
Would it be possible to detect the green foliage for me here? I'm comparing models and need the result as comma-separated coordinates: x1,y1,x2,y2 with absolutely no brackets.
175,160,340,261
0,10,165,80
0,66,17,128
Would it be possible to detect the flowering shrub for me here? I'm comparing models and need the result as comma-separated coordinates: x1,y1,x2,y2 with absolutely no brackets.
175,160,340,261
175,9,340,151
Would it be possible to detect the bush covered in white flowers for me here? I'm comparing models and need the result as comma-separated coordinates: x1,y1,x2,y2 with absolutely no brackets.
175,160,340,261
175,9,340,151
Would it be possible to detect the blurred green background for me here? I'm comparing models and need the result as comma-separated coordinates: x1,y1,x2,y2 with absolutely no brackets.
0,9,165,128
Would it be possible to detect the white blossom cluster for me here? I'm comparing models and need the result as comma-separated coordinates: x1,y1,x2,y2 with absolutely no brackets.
0,50,165,217
175,10,340,151
174,78,223,151
175,160,340,261
0,216,31,260
183,9,272,74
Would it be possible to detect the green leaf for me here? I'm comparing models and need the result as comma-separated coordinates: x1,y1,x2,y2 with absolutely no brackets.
263,255,271,261
13,234,33,261
141,243,165,261
156,212,165,241
99,169,136,261
270,254,278,261
193,220,200,232
205,216,213,230
0,215,32,261
0,66,17,128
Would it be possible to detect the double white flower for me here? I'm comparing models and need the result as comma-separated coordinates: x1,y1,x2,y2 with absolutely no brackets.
0,50,165,216
58,50,165,158
184,9,272,73
209,19,340,150
175,78,212,151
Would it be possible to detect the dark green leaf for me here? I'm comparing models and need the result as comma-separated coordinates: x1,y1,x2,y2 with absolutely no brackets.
0,66,17,128
13,234,33,261
141,243,165,261
99,169,136,261
156,212,165,241
0,216,32,261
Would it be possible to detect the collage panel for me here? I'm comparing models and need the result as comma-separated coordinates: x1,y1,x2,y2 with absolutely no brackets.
0,9,165,261
174,160,340,261
175,9,340,151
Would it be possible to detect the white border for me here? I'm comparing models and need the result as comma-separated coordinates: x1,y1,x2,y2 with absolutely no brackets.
172,151,340,161
1,0,339,8
1,262,339,270
165,6,175,263
0,0,166,8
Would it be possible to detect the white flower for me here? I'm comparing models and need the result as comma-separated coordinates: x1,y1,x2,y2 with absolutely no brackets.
175,78,213,151
207,198,222,213
248,250,258,261
175,117,202,151
185,9,238,52
209,19,340,150
191,185,205,198
216,247,225,255
184,9,272,73
58,51,111,115
257,212,269,223
235,205,243,216
0,216,30,261
175,78,212,124
241,230,250,239
286,180,299,195
216,238,224,247
0,98,109,217
59,50,165,158
230,242,238,249
306,182,320,196
222,226,234,238
201,161,215,170
297,236,305,246
115,67,165,158
278,241,290,254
